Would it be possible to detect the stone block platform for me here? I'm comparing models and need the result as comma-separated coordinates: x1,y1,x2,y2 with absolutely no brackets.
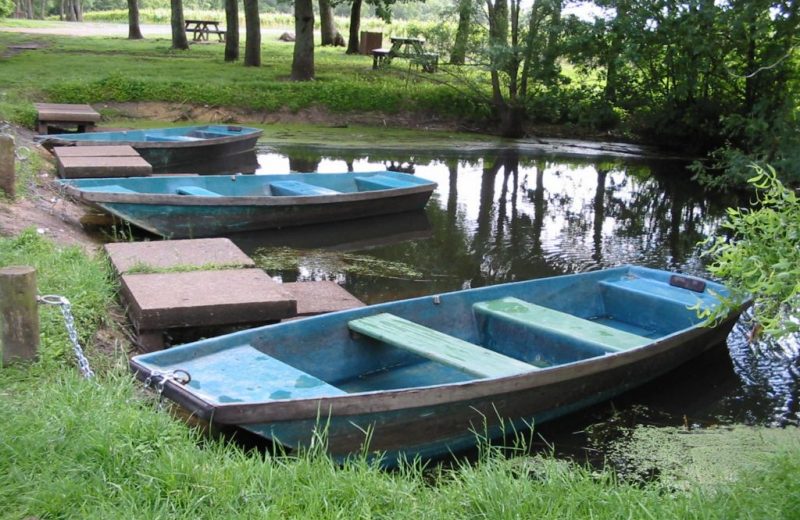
34,103,101,134
104,238,363,351
120,268,297,331
53,145,152,178
105,238,254,275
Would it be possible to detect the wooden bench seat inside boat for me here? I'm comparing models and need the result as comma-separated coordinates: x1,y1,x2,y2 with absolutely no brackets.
269,180,340,197
348,312,537,378
176,186,222,197
354,175,415,191
473,297,650,353
79,184,137,194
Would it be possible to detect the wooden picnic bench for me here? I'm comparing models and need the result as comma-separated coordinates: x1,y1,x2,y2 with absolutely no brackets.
34,103,100,135
185,19,226,42
372,36,439,73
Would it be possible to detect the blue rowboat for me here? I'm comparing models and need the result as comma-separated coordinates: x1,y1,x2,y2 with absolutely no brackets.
38,125,262,173
130,266,747,465
59,171,437,238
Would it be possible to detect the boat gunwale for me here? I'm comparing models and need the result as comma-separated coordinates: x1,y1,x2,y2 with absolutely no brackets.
41,126,263,150
61,180,438,207
129,304,745,426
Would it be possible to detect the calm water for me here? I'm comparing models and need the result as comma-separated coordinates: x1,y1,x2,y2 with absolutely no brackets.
235,144,799,440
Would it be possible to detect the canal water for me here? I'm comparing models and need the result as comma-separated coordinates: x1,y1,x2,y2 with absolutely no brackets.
234,143,799,450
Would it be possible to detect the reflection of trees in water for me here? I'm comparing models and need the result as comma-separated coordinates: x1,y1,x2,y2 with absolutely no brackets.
268,148,730,298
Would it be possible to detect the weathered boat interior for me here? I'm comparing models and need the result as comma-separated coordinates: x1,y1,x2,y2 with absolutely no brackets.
137,267,726,405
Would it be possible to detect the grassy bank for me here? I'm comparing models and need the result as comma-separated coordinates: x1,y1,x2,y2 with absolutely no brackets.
0,27,486,130
1,231,800,518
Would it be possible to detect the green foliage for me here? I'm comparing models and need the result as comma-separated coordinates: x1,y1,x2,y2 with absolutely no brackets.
701,165,800,338
0,0,14,18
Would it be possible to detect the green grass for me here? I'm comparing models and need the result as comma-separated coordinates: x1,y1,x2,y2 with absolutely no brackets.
1,231,800,518
0,28,486,128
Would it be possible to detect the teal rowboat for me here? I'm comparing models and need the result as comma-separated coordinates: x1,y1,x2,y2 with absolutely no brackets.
59,171,437,238
130,266,747,465
38,125,262,173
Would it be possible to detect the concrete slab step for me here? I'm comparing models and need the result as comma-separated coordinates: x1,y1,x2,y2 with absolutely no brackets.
57,156,153,179
105,238,255,275
120,268,297,332
283,281,365,317
53,145,140,157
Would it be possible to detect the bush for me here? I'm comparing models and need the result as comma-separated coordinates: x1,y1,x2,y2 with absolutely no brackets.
0,0,14,18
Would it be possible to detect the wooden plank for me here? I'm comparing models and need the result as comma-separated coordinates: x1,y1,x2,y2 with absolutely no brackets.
354,175,414,190
53,145,139,158
176,186,222,197
473,297,649,352
58,155,153,178
348,313,536,379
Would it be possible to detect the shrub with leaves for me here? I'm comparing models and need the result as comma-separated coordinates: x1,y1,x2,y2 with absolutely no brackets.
702,165,800,338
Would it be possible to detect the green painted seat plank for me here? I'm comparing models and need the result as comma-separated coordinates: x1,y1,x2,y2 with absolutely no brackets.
176,186,222,197
270,180,339,197
80,184,136,194
354,175,415,191
348,313,537,379
473,297,650,352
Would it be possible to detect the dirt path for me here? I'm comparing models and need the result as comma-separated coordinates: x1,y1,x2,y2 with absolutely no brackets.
0,21,288,38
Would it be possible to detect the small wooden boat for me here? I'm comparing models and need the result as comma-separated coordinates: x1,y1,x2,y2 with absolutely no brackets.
38,125,262,173
59,171,437,238
130,266,747,464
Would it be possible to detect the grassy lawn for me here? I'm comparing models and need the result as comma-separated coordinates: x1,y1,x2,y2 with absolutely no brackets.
0,26,483,130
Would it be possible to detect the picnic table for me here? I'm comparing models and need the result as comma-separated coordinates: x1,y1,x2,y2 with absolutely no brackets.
372,37,439,73
185,19,225,42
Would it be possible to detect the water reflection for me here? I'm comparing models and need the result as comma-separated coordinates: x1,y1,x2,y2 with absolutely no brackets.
250,144,797,429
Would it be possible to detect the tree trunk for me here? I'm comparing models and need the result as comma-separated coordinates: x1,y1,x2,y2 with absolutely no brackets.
498,103,525,138
319,0,336,46
243,0,261,66
170,0,189,50
224,0,239,62
291,0,315,80
40,0,46,19
346,0,362,55
450,0,472,65
127,0,143,40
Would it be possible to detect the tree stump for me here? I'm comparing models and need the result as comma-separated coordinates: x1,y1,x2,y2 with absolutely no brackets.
0,266,40,366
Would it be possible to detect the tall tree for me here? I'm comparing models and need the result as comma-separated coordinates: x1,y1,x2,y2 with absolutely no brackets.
319,0,337,46
291,0,315,80
346,0,363,54
451,0,475,65
224,0,239,61
170,0,189,50
127,0,143,40
243,0,261,66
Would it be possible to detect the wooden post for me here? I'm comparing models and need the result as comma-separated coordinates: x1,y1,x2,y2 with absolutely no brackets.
0,266,40,366
0,134,14,199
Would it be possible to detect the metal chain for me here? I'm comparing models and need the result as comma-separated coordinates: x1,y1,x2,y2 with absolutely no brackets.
38,294,95,379
143,369,191,409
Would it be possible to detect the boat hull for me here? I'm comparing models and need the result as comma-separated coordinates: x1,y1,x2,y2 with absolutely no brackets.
40,125,262,174
130,266,746,464
60,171,437,238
